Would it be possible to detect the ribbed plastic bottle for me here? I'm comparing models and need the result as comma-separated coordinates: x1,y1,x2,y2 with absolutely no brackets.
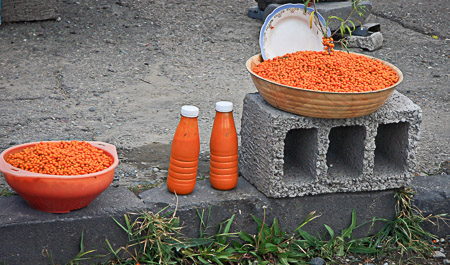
167,105,200,195
209,101,238,190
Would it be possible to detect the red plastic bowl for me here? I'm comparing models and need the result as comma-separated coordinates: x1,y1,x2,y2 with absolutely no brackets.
0,141,119,213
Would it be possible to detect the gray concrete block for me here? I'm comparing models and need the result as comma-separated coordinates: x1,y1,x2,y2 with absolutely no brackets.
257,0,349,12
263,4,280,21
239,91,422,198
140,178,396,239
248,6,264,20
257,0,298,11
412,175,450,237
0,187,146,265
348,32,384,51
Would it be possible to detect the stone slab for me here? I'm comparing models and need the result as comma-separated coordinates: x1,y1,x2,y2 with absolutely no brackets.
239,92,422,198
0,177,446,263
0,187,146,265
412,175,450,237
348,31,384,51
140,178,396,240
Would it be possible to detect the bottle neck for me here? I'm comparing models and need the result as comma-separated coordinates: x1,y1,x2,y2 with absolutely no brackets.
214,111,234,125
216,110,233,115
181,114,198,119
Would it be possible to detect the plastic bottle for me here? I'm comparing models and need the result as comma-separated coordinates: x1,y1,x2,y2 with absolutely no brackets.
209,101,238,190
167,105,200,195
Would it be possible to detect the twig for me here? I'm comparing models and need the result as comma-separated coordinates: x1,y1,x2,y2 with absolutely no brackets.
139,78,152,85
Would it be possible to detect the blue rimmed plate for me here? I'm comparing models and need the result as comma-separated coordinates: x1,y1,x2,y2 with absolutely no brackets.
259,4,331,60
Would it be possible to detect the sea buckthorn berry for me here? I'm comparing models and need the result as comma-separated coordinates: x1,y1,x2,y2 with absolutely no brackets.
5,141,113,175
253,50,399,93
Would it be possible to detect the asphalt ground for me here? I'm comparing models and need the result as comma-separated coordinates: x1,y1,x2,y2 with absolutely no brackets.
0,0,448,189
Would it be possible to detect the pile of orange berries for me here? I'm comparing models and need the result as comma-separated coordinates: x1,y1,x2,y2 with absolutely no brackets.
322,37,335,53
253,50,399,93
6,141,113,175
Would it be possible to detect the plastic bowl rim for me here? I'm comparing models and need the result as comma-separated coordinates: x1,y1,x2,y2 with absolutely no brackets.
0,140,119,179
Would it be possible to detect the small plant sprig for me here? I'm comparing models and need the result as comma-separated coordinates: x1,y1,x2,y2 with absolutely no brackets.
305,0,368,53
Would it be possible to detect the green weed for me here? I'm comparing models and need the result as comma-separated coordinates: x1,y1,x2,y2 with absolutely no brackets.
128,181,162,195
52,188,446,264
0,189,15,196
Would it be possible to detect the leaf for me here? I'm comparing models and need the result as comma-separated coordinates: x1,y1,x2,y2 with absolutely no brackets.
293,211,321,233
264,243,278,253
297,229,317,245
171,238,214,252
309,10,315,29
252,215,263,230
304,0,310,12
272,218,281,237
261,224,271,241
345,25,353,37
212,256,224,265
196,208,206,238
280,256,289,265
217,215,235,244
324,224,335,238
113,216,133,236
223,215,235,234
328,15,345,22
232,240,242,249
79,231,85,252
349,246,378,254
104,238,121,259
342,209,357,239
340,39,349,53
198,256,209,264
238,231,255,244
337,244,345,256
348,20,356,31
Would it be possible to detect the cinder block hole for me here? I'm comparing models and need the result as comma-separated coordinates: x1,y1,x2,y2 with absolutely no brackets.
374,122,409,175
326,126,365,179
283,128,318,185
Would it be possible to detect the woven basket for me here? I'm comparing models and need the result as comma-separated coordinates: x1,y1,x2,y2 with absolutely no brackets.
246,53,403,119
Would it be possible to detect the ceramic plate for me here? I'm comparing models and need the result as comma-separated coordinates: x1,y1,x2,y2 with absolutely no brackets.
260,4,330,60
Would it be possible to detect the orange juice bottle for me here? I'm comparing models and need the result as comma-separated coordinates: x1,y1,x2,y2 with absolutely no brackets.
167,105,200,195
209,101,238,190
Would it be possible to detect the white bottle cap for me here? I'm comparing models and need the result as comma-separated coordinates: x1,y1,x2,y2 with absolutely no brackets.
215,101,233,112
181,105,199,117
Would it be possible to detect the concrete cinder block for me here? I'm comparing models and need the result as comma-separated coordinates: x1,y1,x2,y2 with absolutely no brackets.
239,91,422,198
